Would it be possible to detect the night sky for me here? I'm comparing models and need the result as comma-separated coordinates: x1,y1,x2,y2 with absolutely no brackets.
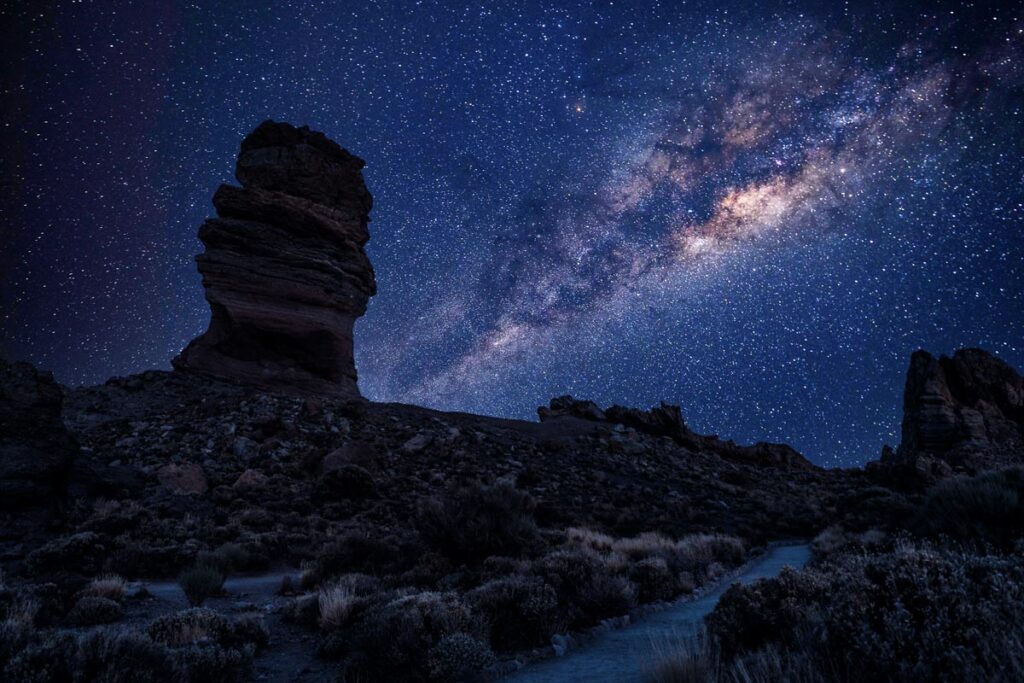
2,1,1022,467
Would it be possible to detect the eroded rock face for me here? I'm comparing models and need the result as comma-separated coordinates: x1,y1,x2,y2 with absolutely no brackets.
879,348,1024,481
173,120,376,397
0,359,77,508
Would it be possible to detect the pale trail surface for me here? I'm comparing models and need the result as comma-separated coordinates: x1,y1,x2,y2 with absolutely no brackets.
503,543,811,683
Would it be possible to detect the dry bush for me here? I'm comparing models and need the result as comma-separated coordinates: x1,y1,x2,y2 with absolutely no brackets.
703,543,1024,682
67,596,123,626
149,608,231,647
318,583,357,629
416,480,539,565
178,565,224,607
88,574,127,602
914,466,1024,547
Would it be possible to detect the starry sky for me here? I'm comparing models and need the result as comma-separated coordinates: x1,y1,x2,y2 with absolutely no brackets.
2,0,1022,466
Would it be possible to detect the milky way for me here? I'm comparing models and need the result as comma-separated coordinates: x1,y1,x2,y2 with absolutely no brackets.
3,1,1023,465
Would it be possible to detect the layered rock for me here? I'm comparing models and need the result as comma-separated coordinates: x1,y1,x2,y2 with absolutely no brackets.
173,120,376,397
0,359,77,508
877,348,1024,483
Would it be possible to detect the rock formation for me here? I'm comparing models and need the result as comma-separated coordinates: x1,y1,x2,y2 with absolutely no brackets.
537,395,813,469
0,359,77,508
877,348,1024,482
173,120,376,397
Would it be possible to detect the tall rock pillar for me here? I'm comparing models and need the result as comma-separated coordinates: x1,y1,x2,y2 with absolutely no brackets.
173,120,376,396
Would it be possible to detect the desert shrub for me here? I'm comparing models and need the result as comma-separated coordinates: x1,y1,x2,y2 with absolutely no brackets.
533,548,636,628
914,466,1024,547
0,619,32,674
149,608,231,646
318,583,358,629
67,596,123,626
229,614,269,651
570,529,745,579
707,566,829,658
172,643,254,683
3,632,76,682
26,532,108,575
309,532,414,583
145,609,264,681
74,629,174,683
467,576,561,651
645,633,826,683
87,575,126,602
178,565,224,606
630,557,678,602
343,591,485,681
416,480,539,564
704,543,1024,682
427,633,495,682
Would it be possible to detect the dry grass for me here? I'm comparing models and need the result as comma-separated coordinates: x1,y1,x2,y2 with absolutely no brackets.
568,528,745,574
318,583,357,629
88,574,127,602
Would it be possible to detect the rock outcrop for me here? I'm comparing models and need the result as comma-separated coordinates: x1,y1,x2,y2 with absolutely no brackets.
537,395,813,469
876,348,1024,483
0,359,77,508
173,120,376,397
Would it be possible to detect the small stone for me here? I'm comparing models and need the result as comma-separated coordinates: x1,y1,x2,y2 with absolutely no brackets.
401,433,433,453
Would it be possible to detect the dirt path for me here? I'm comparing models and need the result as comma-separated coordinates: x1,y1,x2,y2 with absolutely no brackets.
502,544,811,683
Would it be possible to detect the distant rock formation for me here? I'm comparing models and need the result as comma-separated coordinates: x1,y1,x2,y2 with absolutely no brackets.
173,120,376,397
0,359,77,508
537,395,813,469
875,348,1024,483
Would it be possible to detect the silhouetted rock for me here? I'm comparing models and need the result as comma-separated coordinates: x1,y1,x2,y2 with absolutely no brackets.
537,396,607,422
605,403,689,443
537,395,814,468
173,120,376,397
0,359,77,508
873,348,1024,485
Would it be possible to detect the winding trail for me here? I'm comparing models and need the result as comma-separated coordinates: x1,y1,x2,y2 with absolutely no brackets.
503,543,811,683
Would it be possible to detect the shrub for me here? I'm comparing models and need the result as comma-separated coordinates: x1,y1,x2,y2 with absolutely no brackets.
178,566,224,607
914,466,1024,547
172,643,254,683
318,583,357,629
88,574,127,602
416,480,539,564
25,532,107,575
533,548,636,628
427,633,495,682
149,608,230,647
67,596,123,626
467,576,561,651
344,591,485,680
630,557,678,602
309,532,413,583
74,629,174,683
3,632,75,682
704,543,1024,682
